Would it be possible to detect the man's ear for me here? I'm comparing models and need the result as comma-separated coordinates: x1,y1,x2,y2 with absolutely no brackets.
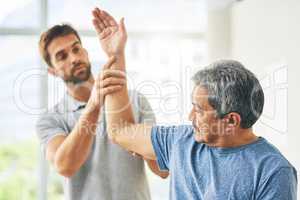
222,112,241,134
47,67,57,76
226,112,241,127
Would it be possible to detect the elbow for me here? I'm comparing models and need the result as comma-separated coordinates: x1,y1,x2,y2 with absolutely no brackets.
54,156,77,178
159,172,169,179
56,167,76,178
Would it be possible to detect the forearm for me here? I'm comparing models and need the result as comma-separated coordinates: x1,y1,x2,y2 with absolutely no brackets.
104,54,156,159
54,103,100,176
105,53,135,133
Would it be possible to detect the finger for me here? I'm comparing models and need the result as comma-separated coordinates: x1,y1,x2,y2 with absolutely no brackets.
100,9,118,27
101,77,126,88
95,77,101,89
101,85,123,95
102,56,116,70
98,9,110,28
92,19,105,35
101,69,126,80
92,9,106,30
119,17,127,35
94,8,107,28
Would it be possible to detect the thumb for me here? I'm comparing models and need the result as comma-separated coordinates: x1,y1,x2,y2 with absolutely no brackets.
119,17,127,34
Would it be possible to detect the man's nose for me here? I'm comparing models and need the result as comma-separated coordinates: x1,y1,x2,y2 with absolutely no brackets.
70,53,80,66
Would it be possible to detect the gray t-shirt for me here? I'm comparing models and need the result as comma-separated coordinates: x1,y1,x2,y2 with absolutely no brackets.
36,90,155,200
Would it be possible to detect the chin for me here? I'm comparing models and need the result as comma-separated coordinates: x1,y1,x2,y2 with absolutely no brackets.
194,132,206,143
194,131,217,144
74,70,91,83
78,72,90,81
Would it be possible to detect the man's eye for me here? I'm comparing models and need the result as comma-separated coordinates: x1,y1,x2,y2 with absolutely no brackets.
58,54,67,61
73,47,80,53
195,107,203,115
56,53,68,61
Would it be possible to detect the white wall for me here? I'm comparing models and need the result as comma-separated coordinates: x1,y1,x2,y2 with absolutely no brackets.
206,6,231,61
229,0,300,195
230,0,300,160
207,0,300,195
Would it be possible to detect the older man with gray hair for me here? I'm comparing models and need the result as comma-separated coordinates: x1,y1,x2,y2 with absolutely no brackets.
92,7,298,200
107,59,298,200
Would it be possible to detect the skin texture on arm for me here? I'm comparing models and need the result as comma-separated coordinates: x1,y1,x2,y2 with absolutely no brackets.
145,159,169,179
47,104,100,177
46,58,125,178
92,7,160,163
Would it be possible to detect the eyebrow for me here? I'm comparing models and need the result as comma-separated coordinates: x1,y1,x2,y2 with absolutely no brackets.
71,41,80,47
192,102,202,109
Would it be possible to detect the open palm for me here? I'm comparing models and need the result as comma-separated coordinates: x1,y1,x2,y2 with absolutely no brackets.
92,8,127,56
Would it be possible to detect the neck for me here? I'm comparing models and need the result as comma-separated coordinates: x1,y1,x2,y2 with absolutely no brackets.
206,128,258,148
66,76,94,102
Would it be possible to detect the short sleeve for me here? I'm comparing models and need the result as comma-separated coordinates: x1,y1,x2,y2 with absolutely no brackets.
35,113,67,153
257,167,298,200
150,126,181,171
137,92,156,125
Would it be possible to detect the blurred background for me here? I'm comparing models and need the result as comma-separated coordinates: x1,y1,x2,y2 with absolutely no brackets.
0,0,299,199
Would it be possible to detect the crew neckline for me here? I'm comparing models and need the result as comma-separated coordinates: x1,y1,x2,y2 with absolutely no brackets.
204,137,265,154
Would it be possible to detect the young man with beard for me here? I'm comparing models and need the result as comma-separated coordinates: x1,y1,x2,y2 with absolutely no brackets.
36,23,168,200
92,7,298,200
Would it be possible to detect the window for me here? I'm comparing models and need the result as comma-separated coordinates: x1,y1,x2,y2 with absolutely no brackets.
0,36,42,198
0,0,39,28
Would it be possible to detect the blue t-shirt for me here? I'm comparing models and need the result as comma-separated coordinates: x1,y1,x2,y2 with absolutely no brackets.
151,125,298,200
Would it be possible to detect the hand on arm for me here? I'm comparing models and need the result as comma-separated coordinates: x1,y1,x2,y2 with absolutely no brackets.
92,7,157,160
46,58,125,177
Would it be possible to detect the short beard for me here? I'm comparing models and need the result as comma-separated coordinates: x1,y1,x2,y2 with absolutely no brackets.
64,62,92,85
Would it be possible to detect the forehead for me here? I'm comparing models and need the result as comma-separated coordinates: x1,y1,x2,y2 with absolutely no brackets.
47,34,80,56
192,85,211,108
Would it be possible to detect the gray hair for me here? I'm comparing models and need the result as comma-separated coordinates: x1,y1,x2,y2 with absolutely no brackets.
192,60,264,129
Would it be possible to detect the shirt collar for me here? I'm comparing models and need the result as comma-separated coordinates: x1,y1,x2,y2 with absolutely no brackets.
64,92,87,112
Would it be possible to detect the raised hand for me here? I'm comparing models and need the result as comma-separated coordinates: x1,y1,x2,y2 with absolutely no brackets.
92,7,127,57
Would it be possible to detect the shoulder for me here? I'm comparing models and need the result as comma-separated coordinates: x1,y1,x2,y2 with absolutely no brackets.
254,138,294,169
128,90,155,123
35,100,65,128
152,125,193,134
251,138,297,181
128,90,149,106
151,125,194,143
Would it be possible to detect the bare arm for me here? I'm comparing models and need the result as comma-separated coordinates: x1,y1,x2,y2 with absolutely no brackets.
46,103,100,177
92,7,157,160
46,58,125,177
145,159,169,179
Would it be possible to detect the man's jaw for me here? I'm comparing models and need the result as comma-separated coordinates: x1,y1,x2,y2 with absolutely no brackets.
192,122,211,143
66,63,92,84
73,66,86,76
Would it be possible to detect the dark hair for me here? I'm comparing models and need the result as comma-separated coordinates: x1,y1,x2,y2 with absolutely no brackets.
192,60,264,129
39,24,81,67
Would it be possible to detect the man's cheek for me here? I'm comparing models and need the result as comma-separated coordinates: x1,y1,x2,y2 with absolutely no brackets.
192,120,200,132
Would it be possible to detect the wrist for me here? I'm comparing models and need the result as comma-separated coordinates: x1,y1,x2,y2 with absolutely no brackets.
107,51,125,58
108,53,126,71
85,100,101,115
